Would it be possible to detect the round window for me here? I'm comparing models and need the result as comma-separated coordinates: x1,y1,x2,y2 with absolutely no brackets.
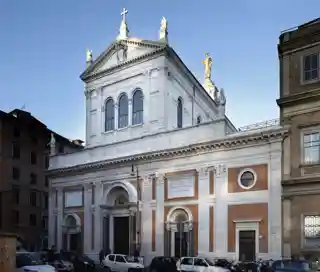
239,171,256,189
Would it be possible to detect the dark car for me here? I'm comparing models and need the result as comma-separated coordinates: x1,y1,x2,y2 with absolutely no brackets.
73,254,96,272
272,260,311,272
149,256,178,272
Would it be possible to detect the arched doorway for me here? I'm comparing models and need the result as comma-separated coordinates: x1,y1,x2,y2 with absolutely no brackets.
101,182,138,255
62,214,82,253
164,208,195,257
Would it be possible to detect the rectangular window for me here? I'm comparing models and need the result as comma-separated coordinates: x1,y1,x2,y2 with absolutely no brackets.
30,152,37,165
29,213,37,226
12,210,19,225
303,54,319,82
303,132,320,164
45,156,49,169
44,193,48,209
45,176,49,187
12,186,20,204
30,191,37,206
12,167,20,180
304,215,320,248
42,216,48,229
12,142,20,159
30,173,37,184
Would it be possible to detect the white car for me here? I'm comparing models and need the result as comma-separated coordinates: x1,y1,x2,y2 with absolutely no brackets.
102,254,144,272
16,252,56,272
178,257,229,272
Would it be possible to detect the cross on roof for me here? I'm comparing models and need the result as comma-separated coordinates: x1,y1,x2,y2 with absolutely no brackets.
121,8,128,22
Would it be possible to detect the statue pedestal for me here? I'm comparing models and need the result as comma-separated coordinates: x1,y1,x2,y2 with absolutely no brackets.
0,233,17,272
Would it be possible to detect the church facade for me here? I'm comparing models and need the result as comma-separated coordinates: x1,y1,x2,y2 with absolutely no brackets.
48,9,286,263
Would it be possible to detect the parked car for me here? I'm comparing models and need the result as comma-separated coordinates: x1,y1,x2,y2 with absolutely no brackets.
16,252,56,272
271,260,311,272
72,254,96,272
102,254,144,272
177,257,229,272
149,256,178,272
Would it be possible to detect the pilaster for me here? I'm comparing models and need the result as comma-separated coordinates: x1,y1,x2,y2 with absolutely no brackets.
196,167,210,255
155,173,165,255
212,164,227,255
128,98,132,126
114,103,119,129
94,181,103,251
48,187,56,247
56,187,63,251
84,183,92,253
85,90,91,145
141,174,153,256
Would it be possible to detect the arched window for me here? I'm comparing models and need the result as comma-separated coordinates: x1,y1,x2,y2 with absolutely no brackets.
105,98,114,132
118,94,128,128
177,97,183,128
132,89,143,125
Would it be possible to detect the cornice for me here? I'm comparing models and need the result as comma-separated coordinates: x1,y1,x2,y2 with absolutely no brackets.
47,127,288,177
277,88,320,107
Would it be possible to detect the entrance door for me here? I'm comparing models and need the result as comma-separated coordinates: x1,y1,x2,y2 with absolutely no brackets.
174,223,188,257
69,233,79,252
239,230,256,261
113,216,129,254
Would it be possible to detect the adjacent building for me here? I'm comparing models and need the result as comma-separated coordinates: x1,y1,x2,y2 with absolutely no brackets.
0,109,82,250
278,18,320,258
48,10,286,263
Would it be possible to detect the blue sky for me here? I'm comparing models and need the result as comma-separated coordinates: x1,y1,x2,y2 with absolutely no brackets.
0,1,319,140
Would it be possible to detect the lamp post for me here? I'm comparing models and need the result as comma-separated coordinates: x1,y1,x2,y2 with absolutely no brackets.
131,164,141,253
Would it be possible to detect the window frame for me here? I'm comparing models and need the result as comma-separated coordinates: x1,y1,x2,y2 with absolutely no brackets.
12,142,20,159
12,167,20,180
118,93,129,129
301,127,320,165
301,213,320,249
30,151,37,165
237,168,257,190
301,53,320,84
30,191,37,206
105,98,115,132
132,89,144,126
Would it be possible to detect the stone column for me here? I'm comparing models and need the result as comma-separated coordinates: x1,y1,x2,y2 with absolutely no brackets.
83,184,92,253
56,188,63,251
128,98,132,126
212,164,227,256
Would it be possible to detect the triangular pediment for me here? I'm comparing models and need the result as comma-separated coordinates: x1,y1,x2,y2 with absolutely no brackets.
81,38,166,80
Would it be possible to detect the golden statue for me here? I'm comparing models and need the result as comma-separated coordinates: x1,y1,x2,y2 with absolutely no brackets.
202,53,212,79
86,49,93,62
160,17,167,32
